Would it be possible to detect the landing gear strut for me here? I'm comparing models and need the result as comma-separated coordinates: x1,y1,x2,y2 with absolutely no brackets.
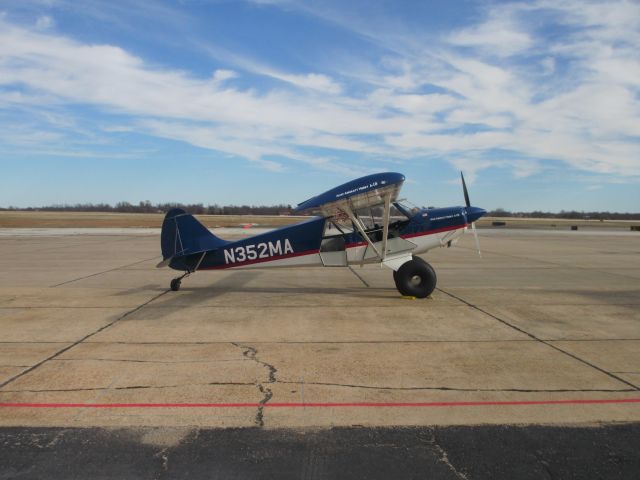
393,256,437,298
168,252,206,292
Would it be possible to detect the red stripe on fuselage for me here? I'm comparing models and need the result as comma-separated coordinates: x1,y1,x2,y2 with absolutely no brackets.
345,224,467,249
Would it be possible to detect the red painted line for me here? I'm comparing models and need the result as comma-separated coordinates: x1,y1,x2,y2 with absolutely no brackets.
1,398,638,408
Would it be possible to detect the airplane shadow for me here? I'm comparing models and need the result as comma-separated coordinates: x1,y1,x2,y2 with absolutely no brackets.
139,271,263,316
113,284,167,296
117,272,403,322
204,285,395,300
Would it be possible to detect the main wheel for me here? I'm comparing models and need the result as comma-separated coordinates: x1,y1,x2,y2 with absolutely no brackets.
170,278,181,291
393,259,437,298
393,255,427,283
412,255,428,265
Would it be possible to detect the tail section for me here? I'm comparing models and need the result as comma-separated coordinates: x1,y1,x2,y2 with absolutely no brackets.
160,208,229,263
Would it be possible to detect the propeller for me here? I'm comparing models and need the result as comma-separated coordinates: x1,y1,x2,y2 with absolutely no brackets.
461,171,471,209
461,172,482,258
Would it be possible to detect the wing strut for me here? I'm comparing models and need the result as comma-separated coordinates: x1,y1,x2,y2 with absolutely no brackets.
381,193,391,260
341,205,382,260
342,196,394,263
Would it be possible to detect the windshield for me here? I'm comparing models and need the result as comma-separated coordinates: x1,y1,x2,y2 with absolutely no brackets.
325,204,410,237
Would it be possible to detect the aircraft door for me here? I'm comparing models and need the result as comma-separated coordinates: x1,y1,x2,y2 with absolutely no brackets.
319,235,348,267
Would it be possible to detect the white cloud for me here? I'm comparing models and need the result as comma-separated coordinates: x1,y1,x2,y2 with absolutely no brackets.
540,57,555,75
211,69,237,84
0,1,639,182
447,8,532,57
35,15,54,29
201,45,342,94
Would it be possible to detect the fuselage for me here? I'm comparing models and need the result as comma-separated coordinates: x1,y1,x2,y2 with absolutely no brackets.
169,205,486,272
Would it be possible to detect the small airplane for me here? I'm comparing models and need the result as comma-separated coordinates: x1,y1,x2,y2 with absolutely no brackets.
158,172,486,298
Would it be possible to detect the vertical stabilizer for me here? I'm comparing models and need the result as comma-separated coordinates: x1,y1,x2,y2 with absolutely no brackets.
160,208,229,261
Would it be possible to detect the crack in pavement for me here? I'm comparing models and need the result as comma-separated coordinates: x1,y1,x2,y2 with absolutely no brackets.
277,380,634,393
0,381,256,394
232,343,278,427
50,358,248,364
421,429,470,480
153,447,170,480
0,290,169,390
532,448,555,480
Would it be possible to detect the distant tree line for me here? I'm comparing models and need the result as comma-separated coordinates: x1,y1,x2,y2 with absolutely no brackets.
488,208,640,220
1,203,638,219
0,201,295,216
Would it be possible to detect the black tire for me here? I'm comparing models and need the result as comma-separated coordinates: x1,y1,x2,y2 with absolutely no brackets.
170,278,181,291
412,255,427,265
393,255,427,283
393,259,437,298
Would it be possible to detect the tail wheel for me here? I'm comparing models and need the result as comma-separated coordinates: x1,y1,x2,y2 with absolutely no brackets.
393,259,437,298
170,278,181,291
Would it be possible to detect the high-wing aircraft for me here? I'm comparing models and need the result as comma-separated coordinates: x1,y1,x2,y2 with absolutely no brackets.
157,172,486,298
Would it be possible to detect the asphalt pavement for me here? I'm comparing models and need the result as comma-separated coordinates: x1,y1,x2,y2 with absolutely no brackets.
1,424,639,479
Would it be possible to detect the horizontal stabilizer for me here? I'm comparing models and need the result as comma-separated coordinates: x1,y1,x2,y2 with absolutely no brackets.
156,257,172,269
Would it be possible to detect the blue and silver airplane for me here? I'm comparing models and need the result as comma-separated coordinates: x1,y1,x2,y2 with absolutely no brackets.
158,172,486,298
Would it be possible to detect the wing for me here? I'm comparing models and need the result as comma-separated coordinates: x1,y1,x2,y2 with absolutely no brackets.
294,172,405,217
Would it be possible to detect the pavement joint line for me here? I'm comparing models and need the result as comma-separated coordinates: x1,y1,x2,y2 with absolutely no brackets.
1,384,634,395
50,255,161,287
0,307,159,310
48,357,248,364
347,266,370,287
276,380,635,393
0,382,258,393
3,338,639,345
6,303,636,310
0,236,139,255
437,287,640,391
71,361,126,424
1,398,639,408
0,290,170,390
456,244,640,282
2,338,633,345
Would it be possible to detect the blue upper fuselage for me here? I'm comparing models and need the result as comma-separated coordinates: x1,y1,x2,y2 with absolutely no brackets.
338,205,487,246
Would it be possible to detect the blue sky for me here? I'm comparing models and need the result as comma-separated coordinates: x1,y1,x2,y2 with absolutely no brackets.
0,0,639,212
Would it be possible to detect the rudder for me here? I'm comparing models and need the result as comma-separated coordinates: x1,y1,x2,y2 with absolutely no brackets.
160,208,228,261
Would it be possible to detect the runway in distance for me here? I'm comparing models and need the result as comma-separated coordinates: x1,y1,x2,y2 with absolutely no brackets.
158,172,486,298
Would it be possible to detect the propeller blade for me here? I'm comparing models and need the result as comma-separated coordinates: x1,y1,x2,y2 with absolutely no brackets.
461,171,471,208
471,222,482,258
